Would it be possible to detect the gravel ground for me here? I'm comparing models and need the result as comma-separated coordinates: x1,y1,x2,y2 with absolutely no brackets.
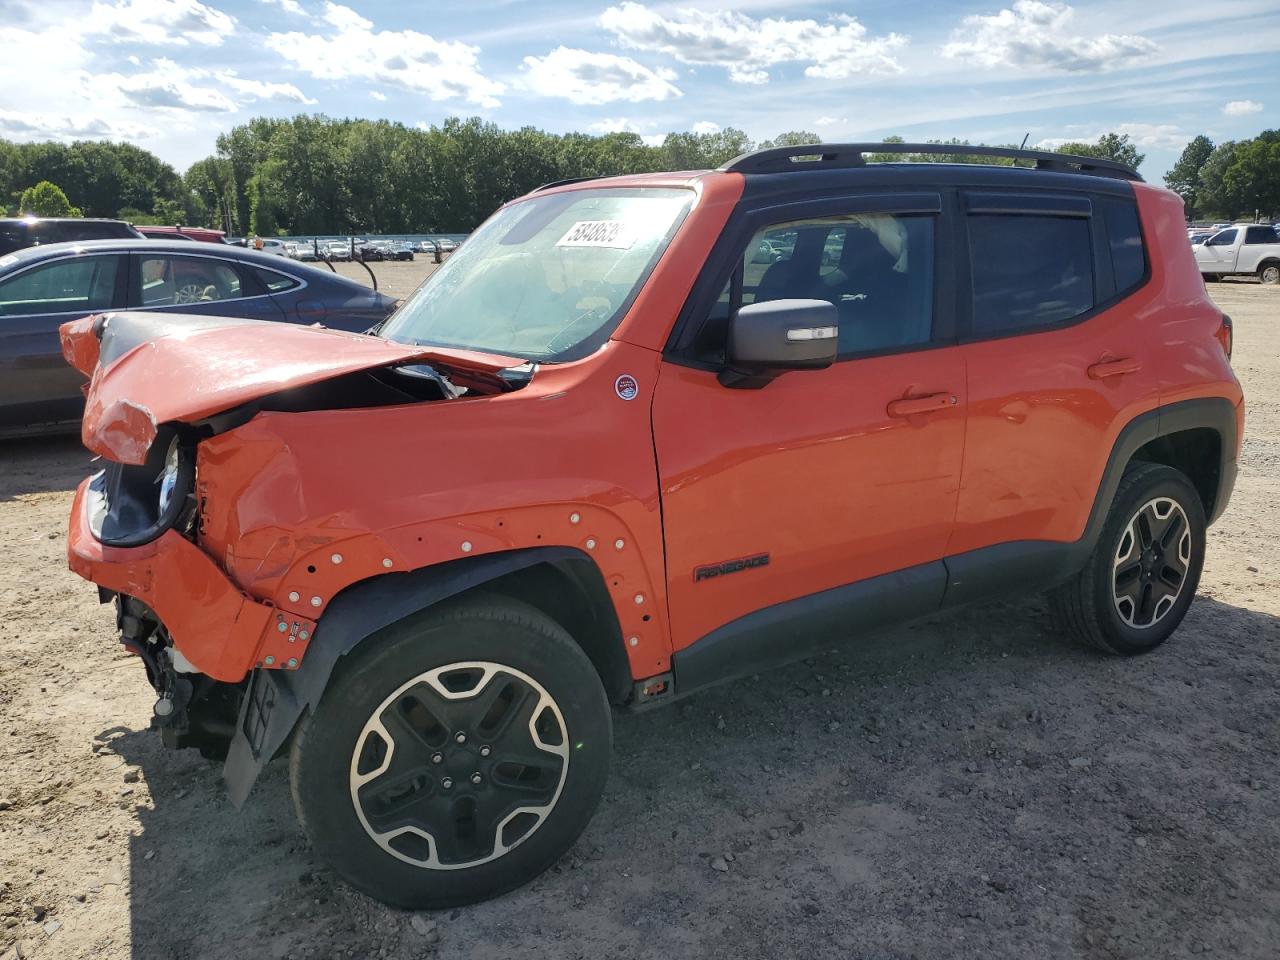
0,275,1276,960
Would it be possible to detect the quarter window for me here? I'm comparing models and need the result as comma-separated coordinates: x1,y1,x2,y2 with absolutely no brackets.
702,213,935,360
1098,196,1146,293
254,267,300,293
136,256,243,307
968,215,1094,336
0,256,121,316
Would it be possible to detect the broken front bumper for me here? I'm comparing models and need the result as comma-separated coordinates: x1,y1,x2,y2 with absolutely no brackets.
67,478,312,683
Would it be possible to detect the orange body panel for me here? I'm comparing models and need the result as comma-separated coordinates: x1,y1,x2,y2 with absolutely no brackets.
653,349,966,652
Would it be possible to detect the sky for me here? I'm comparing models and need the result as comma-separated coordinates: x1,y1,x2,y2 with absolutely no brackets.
0,0,1277,181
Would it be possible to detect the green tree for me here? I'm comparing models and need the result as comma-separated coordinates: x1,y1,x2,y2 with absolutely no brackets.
1220,130,1280,221
18,180,81,217
1055,132,1145,170
1197,141,1241,219
1164,135,1215,219
759,131,822,149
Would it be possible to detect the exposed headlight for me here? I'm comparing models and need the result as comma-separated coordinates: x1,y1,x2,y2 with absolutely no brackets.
88,430,195,548
157,437,181,516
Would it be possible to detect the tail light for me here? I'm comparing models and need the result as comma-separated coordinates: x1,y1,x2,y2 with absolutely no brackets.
1216,313,1233,361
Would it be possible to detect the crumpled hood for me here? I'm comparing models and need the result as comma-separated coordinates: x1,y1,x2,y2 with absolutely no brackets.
61,311,528,464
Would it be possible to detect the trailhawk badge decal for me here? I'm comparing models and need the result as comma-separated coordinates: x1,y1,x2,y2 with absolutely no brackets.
614,374,639,401
694,553,771,582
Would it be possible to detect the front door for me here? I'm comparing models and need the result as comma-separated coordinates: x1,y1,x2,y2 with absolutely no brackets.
0,253,126,431
653,196,966,656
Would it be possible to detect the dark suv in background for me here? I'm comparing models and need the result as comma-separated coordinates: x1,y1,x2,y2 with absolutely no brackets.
0,218,142,255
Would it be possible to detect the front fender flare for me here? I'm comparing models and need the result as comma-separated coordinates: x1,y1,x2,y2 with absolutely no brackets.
223,546,586,806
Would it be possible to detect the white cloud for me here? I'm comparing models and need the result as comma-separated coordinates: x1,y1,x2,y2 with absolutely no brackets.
216,71,317,105
105,58,237,112
87,0,235,46
814,116,848,127
0,109,151,142
691,120,720,135
599,2,906,84
1036,122,1188,152
942,1,1156,72
267,1,504,108
369,90,387,102
1223,99,1263,116
257,0,303,14
521,47,681,105
587,117,651,134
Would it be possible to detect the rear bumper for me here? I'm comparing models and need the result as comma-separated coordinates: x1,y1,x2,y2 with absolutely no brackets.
67,478,309,682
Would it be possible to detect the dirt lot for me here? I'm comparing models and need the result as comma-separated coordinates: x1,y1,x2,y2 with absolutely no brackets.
0,273,1277,960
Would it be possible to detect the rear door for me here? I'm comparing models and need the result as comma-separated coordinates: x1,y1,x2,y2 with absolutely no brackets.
947,189,1158,585
128,252,287,322
0,253,127,430
654,191,966,656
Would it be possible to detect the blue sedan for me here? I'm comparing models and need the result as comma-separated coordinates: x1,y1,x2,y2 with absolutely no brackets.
0,239,399,437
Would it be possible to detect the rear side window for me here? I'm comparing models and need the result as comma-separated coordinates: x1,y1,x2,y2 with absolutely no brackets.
1244,225,1278,245
968,215,1094,336
136,255,243,307
0,255,121,316
254,267,300,293
1098,196,1146,293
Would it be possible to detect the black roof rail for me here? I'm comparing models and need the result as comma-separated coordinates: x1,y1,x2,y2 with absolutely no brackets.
719,142,1143,182
533,176,601,192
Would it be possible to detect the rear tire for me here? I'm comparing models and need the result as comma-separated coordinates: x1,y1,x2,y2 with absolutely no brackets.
1259,262,1280,285
1049,463,1205,655
290,596,612,909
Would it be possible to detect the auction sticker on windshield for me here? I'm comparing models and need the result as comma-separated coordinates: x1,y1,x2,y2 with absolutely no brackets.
557,220,636,249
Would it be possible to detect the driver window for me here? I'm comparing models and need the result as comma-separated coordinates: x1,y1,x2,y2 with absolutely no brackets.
694,213,935,362
137,256,243,307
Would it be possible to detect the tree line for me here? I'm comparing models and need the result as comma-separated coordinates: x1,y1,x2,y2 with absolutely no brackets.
3,117,1275,234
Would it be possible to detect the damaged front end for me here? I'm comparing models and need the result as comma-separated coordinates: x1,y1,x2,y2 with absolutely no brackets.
115,595,243,759
63,310,537,771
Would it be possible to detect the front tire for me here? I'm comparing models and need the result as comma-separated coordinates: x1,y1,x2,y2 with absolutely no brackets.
290,596,612,909
1049,463,1206,655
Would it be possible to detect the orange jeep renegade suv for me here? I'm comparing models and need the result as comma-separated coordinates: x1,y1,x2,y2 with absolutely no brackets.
63,143,1243,908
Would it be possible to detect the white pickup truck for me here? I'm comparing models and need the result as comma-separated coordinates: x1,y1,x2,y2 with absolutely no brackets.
1194,223,1280,284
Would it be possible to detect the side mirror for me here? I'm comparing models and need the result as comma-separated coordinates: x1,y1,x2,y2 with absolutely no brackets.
719,299,838,388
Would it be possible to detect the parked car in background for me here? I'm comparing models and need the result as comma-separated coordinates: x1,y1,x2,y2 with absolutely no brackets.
325,240,352,261
0,239,397,436
1,217,142,255
296,243,320,262
437,238,457,252
1194,224,1280,283
256,238,289,257
416,239,438,255
136,225,228,244
356,241,386,261
388,241,416,261
225,237,248,247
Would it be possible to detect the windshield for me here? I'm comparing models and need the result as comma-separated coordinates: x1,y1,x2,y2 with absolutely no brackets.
379,187,693,361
